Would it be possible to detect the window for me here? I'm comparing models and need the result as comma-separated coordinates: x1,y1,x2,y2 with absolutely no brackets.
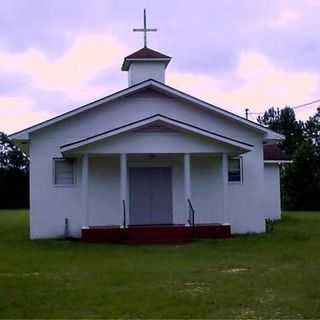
53,158,75,185
228,157,242,183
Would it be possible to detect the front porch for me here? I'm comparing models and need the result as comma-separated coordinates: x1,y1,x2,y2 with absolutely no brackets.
76,152,233,243
60,116,253,242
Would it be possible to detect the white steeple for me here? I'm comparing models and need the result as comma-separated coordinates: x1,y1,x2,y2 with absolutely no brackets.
121,10,171,86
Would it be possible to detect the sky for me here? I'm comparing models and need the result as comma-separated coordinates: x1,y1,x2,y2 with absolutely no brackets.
1,0,320,134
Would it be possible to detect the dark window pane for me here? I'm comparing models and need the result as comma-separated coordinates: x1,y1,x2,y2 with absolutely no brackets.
228,171,241,182
228,158,242,182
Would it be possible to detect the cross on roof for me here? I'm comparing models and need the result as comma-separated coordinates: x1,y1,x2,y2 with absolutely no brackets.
133,9,157,48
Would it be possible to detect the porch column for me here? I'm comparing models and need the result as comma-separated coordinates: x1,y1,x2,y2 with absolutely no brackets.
221,153,229,224
120,154,128,227
184,153,191,225
82,154,89,227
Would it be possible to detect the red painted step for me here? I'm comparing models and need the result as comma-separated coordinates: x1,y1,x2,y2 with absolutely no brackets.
82,224,231,244
126,225,192,244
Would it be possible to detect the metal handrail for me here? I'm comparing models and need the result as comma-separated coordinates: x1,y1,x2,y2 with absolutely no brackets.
187,198,195,228
122,199,126,228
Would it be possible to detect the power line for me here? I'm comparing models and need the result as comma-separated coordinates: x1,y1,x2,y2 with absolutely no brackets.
292,98,320,110
246,98,320,117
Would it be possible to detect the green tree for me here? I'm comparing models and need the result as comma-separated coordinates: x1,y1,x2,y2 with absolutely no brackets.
257,107,304,156
282,141,320,210
0,132,29,169
0,132,29,209
304,107,320,155
258,106,320,210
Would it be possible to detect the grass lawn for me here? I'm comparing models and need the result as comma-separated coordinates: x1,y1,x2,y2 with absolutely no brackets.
0,211,320,319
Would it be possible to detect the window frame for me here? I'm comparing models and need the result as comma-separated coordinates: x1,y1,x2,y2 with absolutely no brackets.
52,157,77,187
228,156,243,184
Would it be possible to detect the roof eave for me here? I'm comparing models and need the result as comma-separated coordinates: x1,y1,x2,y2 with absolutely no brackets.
263,133,285,142
10,132,29,141
264,160,293,164
121,57,171,71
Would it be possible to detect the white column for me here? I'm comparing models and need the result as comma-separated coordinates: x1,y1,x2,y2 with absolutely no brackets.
82,154,89,227
120,154,128,227
221,153,229,224
184,153,191,225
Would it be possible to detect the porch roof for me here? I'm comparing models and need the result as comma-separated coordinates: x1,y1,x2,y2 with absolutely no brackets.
60,114,254,153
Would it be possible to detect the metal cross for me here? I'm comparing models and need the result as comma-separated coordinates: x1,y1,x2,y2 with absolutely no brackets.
133,9,157,48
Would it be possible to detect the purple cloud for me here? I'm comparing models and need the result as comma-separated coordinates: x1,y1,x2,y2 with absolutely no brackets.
0,0,319,133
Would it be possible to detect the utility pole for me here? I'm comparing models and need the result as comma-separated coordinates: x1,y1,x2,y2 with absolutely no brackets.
245,108,249,120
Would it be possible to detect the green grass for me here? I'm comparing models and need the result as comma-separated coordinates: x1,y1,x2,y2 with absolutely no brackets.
0,211,320,319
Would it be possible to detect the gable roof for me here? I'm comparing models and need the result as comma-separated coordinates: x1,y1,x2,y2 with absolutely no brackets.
121,47,171,71
124,47,171,60
9,79,284,141
60,114,254,153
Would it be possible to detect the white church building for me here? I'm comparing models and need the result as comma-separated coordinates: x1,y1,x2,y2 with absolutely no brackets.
11,14,288,243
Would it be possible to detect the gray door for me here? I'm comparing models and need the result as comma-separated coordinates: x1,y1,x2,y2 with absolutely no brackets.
129,167,173,225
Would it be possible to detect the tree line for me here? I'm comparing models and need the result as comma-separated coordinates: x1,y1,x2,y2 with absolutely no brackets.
258,107,320,210
0,133,29,208
0,106,319,210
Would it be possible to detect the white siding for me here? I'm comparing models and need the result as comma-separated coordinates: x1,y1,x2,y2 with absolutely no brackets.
128,62,166,85
88,157,121,226
29,88,266,238
264,164,281,220
29,142,83,238
228,142,266,233
191,155,224,224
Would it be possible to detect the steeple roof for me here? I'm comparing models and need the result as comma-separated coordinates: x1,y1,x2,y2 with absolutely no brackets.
121,47,171,71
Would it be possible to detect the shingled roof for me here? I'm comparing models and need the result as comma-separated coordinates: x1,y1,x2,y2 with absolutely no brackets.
122,47,171,71
264,143,291,161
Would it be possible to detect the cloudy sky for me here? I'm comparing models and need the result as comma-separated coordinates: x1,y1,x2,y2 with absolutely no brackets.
1,0,320,134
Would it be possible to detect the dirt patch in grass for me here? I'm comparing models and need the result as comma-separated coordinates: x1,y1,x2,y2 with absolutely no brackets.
257,288,275,304
0,272,40,277
221,267,249,273
182,281,209,296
